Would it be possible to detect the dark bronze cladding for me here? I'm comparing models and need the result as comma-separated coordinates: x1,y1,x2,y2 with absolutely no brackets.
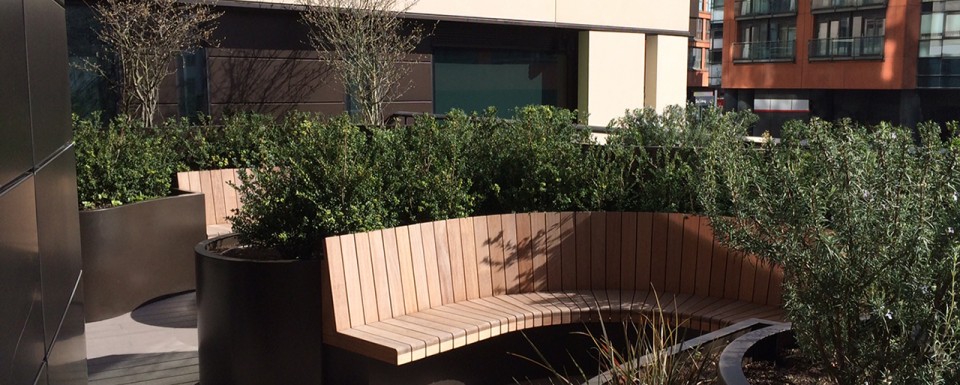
1,0,87,384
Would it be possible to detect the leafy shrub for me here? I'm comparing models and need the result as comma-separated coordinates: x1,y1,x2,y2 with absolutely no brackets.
229,113,392,259
371,114,477,224
173,112,285,170
701,118,960,384
467,106,597,213
74,113,180,209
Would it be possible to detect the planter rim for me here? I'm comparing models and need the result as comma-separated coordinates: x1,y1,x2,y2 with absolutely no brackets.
718,322,793,385
80,189,201,213
196,233,314,264
581,318,785,385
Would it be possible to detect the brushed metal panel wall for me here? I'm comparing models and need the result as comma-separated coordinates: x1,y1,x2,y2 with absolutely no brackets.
25,0,72,162
0,179,45,385
2,0,87,383
46,290,87,385
36,148,83,347
0,0,34,185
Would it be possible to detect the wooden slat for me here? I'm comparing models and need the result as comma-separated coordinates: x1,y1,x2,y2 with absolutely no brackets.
694,217,714,298
352,324,431,361
545,212,563,291
767,265,784,306
445,220,467,303
396,226,421,314
381,228,406,318
321,256,345,335
210,169,227,224
515,213,534,293
175,172,190,191
401,310,476,345
501,214,521,294
487,215,507,295
355,232,381,324
334,328,412,365
484,296,536,329
620,212,638,292
649,213,669,293
738,251,758,303
680,215,700,295
750,254,771,305
605,212,622,290
412,224,442,309
575,212,592,290
424,304,500,337
339,234,366,328
368,321,446,355
407,225,440,310
381,318,459,351
187,171,202,195
530,213,548,291
723,243,743,301
664,213,685,293
368,231,394,321
459,218,481,300
474,217,494,298
434,221,455,305
559,212,577,290
221,169,241,222
491,295,542,328
198,170,216,226
450,300,513,334
705,220,728,299
635,213,654,292
590,212,607,289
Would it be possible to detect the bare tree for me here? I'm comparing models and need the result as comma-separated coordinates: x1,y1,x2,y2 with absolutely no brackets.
82,0,221,127
300,0,425,125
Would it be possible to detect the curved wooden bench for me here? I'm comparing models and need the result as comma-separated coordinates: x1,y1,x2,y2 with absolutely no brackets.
176,169,244,238
322,212,784,365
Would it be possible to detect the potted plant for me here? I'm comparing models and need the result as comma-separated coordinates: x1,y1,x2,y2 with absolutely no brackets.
195,113,392,384
75,114,206,322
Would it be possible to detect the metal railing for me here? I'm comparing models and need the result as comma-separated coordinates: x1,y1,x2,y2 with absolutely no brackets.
811,0,886,10
734,0,797,17
808,36,884,59
732,40,796,62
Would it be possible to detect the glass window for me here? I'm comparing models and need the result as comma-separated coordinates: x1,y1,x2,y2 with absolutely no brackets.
433,48,569,117
946,14,960,37
690,48,704,69
923,13,945,38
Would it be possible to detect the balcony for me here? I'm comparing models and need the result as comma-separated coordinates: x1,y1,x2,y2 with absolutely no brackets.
734,0,797,19
809,36,884,60
733,40,796,62
811,0,886,12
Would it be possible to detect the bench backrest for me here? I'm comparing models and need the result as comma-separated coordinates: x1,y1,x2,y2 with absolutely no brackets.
322,212,783,334
175,169,243,226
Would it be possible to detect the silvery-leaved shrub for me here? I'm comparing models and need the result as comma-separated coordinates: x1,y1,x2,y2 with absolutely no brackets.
701,118,960,384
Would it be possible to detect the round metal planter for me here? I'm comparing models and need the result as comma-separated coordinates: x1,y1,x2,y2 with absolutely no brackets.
195,234,324,384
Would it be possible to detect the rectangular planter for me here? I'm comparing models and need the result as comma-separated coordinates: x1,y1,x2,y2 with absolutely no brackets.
80,190,206,322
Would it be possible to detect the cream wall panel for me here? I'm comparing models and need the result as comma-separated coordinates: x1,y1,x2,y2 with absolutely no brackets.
555,0,688,32
643,35,686,112
224,0,688,33
407,0,556,24
578,31,646,127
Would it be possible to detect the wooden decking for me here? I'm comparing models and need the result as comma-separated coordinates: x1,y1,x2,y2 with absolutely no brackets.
86,292,199,385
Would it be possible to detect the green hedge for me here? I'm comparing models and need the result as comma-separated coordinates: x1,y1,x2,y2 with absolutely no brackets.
74,113,180,209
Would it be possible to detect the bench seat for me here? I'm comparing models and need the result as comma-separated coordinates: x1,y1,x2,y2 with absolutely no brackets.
323,212,785,365
325,290,783,365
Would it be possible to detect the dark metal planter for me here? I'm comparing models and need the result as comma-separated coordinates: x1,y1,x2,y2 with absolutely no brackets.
718,323,793,385
196,234,324,385
80,189,206,322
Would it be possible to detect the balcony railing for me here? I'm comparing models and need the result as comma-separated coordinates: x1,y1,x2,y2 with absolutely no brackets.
734,0,797,18
732,40,796,62
811,0,886,10
808,36,884,60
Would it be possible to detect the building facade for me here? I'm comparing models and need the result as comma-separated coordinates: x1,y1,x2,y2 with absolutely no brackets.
689,0,724,105
67,0,690,127
721,0,955,135
2,0,88,384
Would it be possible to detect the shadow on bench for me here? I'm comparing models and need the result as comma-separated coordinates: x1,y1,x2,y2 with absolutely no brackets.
322,212,784,365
